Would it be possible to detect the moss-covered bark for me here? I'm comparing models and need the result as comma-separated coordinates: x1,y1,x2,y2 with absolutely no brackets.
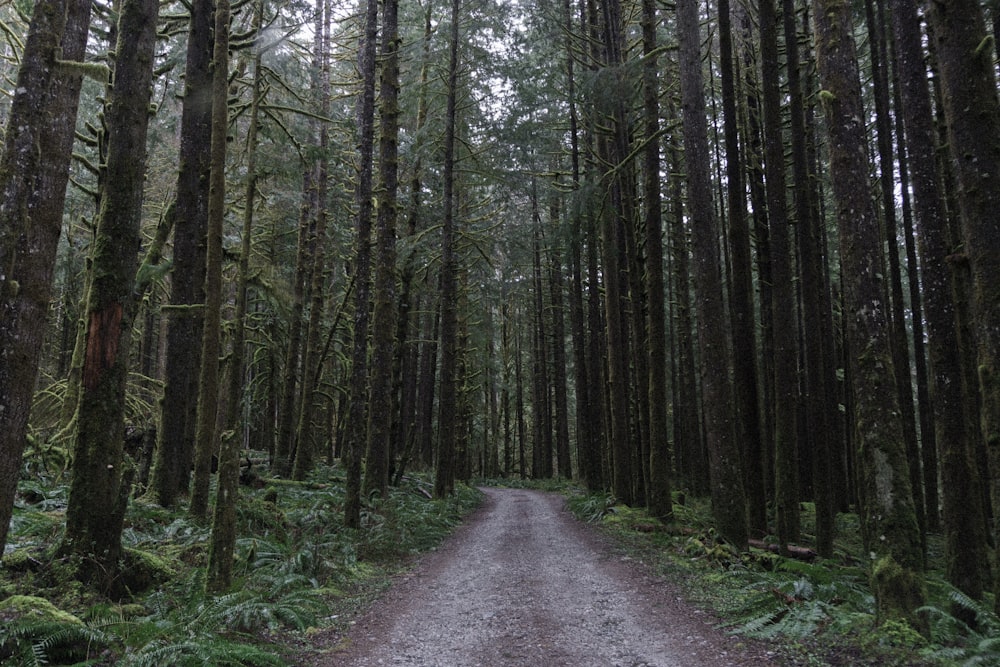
150,0,213,507
890,0,989,603
924,0,1000,614
0,0,91,555
62,0,159,589
812,0,925,627
677,0,747,548
364,0,401,497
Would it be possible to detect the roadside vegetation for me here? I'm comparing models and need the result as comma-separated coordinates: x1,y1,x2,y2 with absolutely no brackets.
4,470,996,666
0,463,482,666
560,485,999,667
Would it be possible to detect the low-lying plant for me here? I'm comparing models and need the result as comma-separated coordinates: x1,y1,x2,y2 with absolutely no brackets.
2,463,483,665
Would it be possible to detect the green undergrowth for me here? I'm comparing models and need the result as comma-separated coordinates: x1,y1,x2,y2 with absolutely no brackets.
1,462,482,666
565,488,998,667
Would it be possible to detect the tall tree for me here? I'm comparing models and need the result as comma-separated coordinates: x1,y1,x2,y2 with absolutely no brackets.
812,0,925,627
189,0,233,515
292,0,332,481
203,0,236,593
890,0,988,606
759,0,799,549
923,0,1000,610
151,0,214,506
677,0,748,548
345,0,379,525
0,0,92,555
434,0,463,499
62,0,159,587
784,0,835,557
719,0,764,533
364,0,401,497
642,0,671,520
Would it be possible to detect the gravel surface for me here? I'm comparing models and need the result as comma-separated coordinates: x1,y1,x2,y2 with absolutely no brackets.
317,487,781,666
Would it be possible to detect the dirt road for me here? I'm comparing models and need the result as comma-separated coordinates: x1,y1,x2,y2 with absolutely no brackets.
324,488,779,666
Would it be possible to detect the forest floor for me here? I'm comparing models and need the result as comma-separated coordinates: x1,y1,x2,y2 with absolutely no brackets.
292,487,782,666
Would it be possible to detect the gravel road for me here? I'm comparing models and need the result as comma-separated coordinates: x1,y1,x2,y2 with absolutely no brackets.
322,487,780,666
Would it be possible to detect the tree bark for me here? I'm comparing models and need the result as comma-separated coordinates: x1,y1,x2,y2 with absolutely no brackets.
0,0,91,554
345,0,380,525
364,0,400,498
189,0,230,521
921,0,1000,607
434,0,463,499
677,0,748,548
63,0,159,589
759,0,799,550
812,0,925,628
151,0,214,506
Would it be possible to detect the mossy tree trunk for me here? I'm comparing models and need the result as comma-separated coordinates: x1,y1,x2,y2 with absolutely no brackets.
812,0,925,628
189,0,230,522
151,0,213,507
434,0,462,499
0,0,91,555
642,0,670,521
292,0,332,482
207,0,255,596
923,0,1000,613
890,0,989,606
719,0,764,534
759,0,799,551
785,0,835,557
364,0,400,498
677,0,747,548
345,0,379,524
62,0,159,589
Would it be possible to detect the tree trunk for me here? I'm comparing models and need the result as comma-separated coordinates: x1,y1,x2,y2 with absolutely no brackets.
784,0,834,557
151,0,213,506
642,0,671,520
865,0,925,551
206,0,251,596
364,0,400,498
677,0,748,548
345,0,380,525
292,0,332,482
0,0,91,554
62,0,158,589
759,0,799,550
921,0,1000,608
812,0,925,628
434,0,462,499
189,0,230,522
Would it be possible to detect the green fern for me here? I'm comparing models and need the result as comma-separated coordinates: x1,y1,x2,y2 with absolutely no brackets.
0,617,120,666
565,491,616,523
920,586,1000,665
724,559,872,640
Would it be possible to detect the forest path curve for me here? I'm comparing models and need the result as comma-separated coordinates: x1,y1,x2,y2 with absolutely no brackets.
316,488,780,666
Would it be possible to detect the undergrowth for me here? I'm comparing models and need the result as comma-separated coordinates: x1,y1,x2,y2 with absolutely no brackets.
1,461,482,666
565,488,999,667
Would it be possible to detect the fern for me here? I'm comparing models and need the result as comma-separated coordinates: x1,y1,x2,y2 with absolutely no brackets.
920,585,1000,665
565,491,616,523
0,617,119,666
724,559,872,640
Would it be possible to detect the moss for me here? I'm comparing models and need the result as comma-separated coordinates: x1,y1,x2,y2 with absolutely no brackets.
872,555,927,635
2,549,37,572
0,595,83,624
119,546,177,594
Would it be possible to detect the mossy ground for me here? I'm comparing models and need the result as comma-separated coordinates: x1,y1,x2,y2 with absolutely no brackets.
560,485,993,667
1,459,482,666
